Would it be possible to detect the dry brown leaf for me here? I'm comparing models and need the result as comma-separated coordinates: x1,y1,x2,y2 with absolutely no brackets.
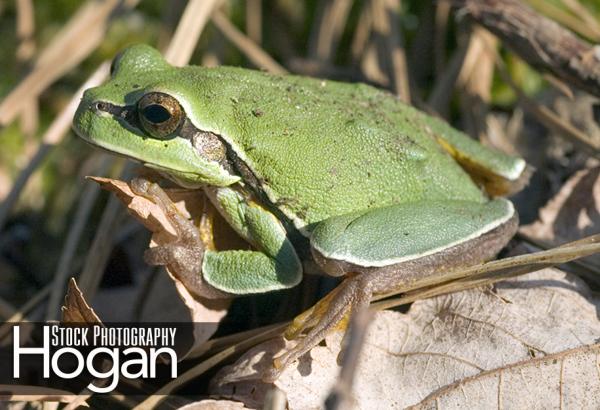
89,177,231,352
168,270,229,360
412,343,600,409
88,176,184,240
61,278,102,324
521,167,600,266
178,399,250,409
211,268,600,408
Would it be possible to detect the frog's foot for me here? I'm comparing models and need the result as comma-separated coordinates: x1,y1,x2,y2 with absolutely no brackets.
130,178,228,299
264,274,373,381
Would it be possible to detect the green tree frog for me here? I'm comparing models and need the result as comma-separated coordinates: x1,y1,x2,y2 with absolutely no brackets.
73,45,527,379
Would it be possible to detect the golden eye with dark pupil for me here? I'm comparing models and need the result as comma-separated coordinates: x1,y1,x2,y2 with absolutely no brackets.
137,92,183,139
142,104,171,123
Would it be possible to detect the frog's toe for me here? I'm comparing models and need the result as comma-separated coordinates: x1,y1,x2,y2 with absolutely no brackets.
264,275,372,381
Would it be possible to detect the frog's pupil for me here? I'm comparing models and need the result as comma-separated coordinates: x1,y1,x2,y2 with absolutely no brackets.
143,104,171,123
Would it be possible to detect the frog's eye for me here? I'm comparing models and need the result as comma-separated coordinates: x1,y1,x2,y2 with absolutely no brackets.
137,92,184,139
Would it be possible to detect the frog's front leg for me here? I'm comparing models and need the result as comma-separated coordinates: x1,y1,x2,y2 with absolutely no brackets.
266,199,518,380
131,179,302,298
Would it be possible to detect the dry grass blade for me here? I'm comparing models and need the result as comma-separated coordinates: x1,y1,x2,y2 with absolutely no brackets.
493,55,600,158
16,0,38,138
246,0,262,44
132,323,288,410
45,157,112,321
351,2,390,87
0,62,108,232
561,0,600,39
542,73,575,99
76,164,127,299
308,0,353,63
427,36,469,115
370,0,411,101
15,0,35,61
526,0,600,42
0,385,87,406
519,234,600,286
164,0,222,66
211,11,288,74
0,0,135,126
350,2,371,63
190,322,286,359
0,283,51,342
0,297,17,319
457,27,496,141
434,0,451,78
373,234,600,311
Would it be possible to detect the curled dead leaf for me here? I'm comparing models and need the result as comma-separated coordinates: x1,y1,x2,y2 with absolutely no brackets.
211,268,600,408
61,278,102,324
87,176,235,354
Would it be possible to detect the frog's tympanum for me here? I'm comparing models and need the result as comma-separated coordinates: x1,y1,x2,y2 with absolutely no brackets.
73,45,528,379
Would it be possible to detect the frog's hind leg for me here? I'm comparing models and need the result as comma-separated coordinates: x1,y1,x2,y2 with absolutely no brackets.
264,273,373,382
266,198,518,381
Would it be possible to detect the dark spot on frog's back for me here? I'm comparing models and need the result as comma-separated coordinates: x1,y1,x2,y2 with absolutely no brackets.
252,108,264,117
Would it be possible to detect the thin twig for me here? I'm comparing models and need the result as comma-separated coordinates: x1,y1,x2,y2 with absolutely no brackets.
0,62,109,232
325,309,372,410
455,0,600,98
373,234,600,310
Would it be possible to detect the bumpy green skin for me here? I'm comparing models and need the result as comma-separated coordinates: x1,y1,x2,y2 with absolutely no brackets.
74,45,524,294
